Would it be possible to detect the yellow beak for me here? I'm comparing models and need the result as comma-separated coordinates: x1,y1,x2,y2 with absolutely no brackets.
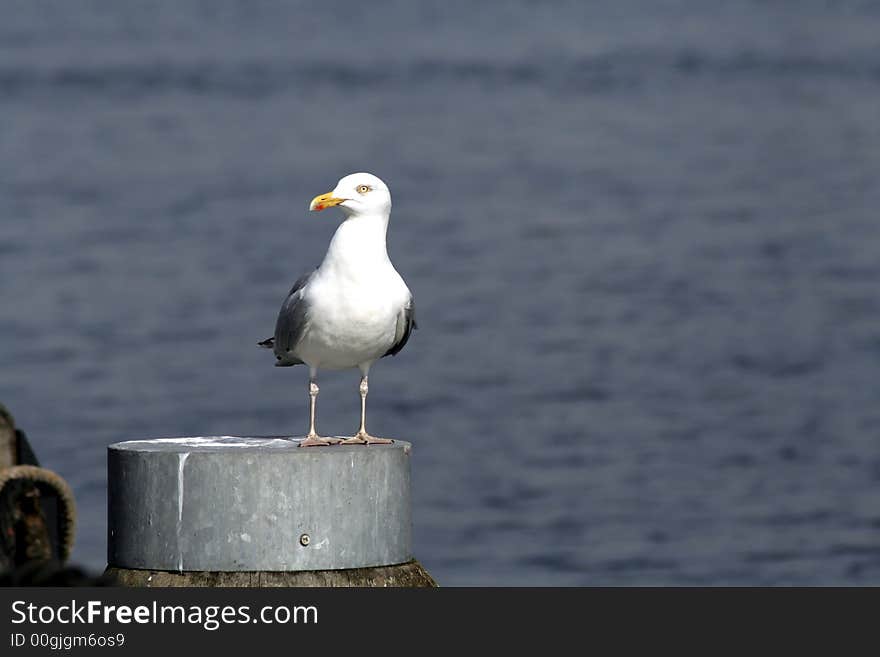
309,192,346,212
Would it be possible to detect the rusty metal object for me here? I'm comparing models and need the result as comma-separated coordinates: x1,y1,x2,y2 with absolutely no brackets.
0,404,78,574
0,465,77,567
0,404,16,470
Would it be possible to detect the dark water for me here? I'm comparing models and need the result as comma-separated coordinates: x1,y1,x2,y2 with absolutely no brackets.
2,1,880,585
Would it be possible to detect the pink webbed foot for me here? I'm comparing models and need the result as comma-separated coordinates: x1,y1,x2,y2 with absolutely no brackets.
298,434,342,447
339,432,393,445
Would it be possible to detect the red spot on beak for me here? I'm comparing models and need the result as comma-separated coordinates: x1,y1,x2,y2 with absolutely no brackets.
316,204,323,211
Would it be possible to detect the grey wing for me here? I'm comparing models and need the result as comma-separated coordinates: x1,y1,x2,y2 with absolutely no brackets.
270,270,315,366
383,295,417,358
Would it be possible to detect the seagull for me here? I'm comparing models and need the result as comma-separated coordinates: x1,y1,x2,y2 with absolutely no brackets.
259,173,416,447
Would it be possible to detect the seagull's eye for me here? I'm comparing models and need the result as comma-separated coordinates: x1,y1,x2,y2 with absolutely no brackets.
356,184,371,194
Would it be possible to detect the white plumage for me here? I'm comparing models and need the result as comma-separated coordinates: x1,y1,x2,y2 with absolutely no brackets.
259,172,416,446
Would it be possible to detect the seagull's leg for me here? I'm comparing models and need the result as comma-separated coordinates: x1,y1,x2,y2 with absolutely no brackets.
299,369,340,447
341,371,392,445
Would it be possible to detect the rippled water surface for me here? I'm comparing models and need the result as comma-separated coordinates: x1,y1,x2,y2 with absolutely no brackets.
2,1,880,585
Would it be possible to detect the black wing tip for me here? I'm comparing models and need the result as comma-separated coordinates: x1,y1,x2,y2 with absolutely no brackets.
258,337,275,349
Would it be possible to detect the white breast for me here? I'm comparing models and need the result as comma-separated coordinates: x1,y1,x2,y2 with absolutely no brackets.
289,210,410,370
294,263,410,370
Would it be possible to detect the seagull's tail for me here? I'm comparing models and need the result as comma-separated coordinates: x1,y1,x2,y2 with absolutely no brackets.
257,337,275,349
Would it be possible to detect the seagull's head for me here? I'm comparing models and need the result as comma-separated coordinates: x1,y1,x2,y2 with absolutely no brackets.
309,172,391,218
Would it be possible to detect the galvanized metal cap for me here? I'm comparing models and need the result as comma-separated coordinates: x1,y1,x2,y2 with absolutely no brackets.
107,437,412,572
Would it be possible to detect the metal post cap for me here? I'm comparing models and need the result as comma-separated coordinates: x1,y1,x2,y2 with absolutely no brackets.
107,437,412,572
